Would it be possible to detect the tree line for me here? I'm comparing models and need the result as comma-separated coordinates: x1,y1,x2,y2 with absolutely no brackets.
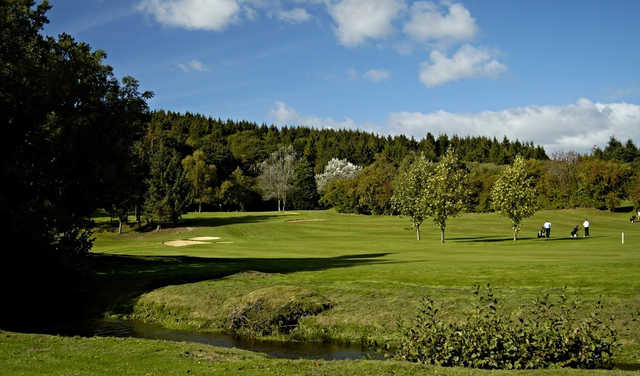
133,110,640,231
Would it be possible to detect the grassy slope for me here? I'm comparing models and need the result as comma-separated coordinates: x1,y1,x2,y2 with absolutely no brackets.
89,208,640,368
1,330,636,376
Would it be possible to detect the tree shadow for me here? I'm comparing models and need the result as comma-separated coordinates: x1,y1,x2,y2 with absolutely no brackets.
179,214,282,228
543,237,592,242
448,235,496,241
615,362,640,371
613,205,634,213
3,251,396,331
86,252,394,317
453,237,536,243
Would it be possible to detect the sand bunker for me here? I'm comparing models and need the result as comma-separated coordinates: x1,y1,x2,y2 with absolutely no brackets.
164,240,210,247
216,241,234,244
189,237,221,241
287,219,327,223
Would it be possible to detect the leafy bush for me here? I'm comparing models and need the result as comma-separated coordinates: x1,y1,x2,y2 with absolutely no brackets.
397,285,617,369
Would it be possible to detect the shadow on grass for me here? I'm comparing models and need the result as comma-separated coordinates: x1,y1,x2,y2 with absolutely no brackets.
453,237,536,243
615,362,640,371
179,214,282,228
87,252,394,317
92,214,282,234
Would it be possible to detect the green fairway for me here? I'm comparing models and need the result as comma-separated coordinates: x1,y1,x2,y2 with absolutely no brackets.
86,208,640,369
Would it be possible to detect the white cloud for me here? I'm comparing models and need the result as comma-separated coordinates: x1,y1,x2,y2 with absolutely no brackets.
326,0,406,47
137,0,242,30
419,44,506,87
269,101,381,132
177,59,210,72
277,8,311,23
387,99,640,153
270,99,640,154
363,69,391,82
404,1,477,43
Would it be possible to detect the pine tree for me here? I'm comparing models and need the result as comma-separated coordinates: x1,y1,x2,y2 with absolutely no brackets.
144,142,191,229
291,158,320,210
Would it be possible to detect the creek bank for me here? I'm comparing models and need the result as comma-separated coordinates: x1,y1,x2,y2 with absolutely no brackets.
38,318,385,361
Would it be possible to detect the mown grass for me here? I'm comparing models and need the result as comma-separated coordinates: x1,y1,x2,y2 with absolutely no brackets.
86,208,640,370
1,330,637,375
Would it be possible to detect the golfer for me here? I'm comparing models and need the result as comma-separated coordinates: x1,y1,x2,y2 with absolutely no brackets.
543,221,551,238
583,219,590,237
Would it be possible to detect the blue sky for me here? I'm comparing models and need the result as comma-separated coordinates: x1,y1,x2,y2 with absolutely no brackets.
43,0,640,152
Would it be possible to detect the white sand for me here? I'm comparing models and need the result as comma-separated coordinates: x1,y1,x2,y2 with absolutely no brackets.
189,237,221,241
164,240,210,247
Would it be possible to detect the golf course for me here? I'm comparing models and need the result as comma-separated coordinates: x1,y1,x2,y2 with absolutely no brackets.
3,208,639,375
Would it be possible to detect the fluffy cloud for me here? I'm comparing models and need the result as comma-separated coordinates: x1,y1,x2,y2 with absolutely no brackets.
269,101,381,132
363,69,391,82
404,1,477,43
137,0,242,30
419,44,506,87
177,59,210,72
387,99,640,153
277,8,311,23
270,99,640,153
326,0,406,47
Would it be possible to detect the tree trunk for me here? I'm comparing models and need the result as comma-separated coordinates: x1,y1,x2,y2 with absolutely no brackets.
135,205,141,225
198,201,202,213
440,225,445,244
156,223,160,232
513,231,517,241
283,197,286,212
118,220,122,234
416,225,421,241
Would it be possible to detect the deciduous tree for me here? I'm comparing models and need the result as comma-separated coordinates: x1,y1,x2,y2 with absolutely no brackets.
315,158,362,193
182,150,217,213
391,155,432,240
422,149,469,243
257,145,297,211
491,155,538,240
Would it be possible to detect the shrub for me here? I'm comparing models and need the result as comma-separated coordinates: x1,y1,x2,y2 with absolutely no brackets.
397,285,617,369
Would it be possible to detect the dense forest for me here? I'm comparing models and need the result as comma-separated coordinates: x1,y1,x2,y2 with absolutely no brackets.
135,110,547,216
135,110,640,219
2,0,640,325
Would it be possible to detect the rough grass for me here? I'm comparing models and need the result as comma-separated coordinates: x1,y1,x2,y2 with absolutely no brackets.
87,208,640,370
1,330,637,375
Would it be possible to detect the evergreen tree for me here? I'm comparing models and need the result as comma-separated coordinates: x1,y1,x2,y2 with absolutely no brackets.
291,158,320,210
144,142,191,229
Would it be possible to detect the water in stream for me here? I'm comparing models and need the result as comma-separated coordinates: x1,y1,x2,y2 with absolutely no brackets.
38,319,384,361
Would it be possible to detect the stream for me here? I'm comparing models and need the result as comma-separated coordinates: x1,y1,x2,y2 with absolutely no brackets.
33,319,385,361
